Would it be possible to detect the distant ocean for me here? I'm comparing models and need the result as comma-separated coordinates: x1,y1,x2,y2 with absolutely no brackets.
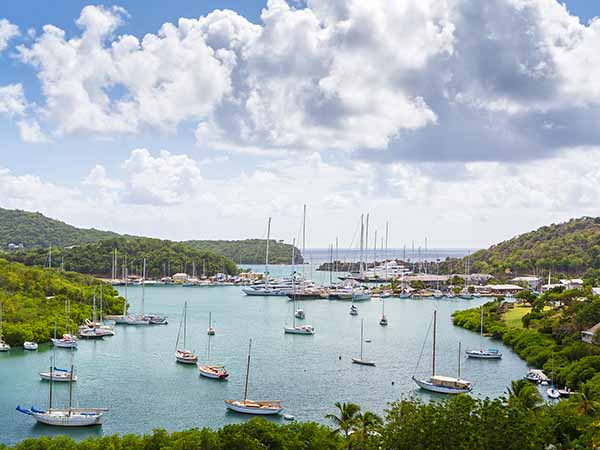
302,247,474,264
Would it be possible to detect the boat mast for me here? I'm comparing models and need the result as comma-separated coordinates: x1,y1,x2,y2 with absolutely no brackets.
243,339,252,402
458,342,462,379
302,205,306,280
265,217,271,287
432,310,437,376
141,258,146,315
48,361,53,411
480,307,483,337
360,319,364,360
92,290,97,323
373,230,377,268
68,363,74,416
99,285,103,322
365,214,370,273
359,214,364,278
123,265,128,317
183,302,187,349
385,222,389,280
335,237,339,275
329,244,333,285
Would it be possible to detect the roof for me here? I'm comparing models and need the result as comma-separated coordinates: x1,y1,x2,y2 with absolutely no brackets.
511,276,540,282
488,284,524,291
585,322,600,334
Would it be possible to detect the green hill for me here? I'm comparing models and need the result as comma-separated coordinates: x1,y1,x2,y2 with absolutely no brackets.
4,237,238,278
463,217,600,277
185,239,302,265
0,207,124,248
0,258,123,346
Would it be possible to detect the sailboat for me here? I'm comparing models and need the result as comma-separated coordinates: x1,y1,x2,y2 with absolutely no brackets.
412,311,473,394
112,264,131,324
126,259,150,325
51,300,78,348
465,307,502,359
207,312,216,336
0,300,10,352
78,291,105,339
379,299,388,326
350,304,359,315
546,353,560,399
352,319,375,366
284,295,315,335
198,334,228,379
175,302,198,364
224,339,283,415
18,357,107,426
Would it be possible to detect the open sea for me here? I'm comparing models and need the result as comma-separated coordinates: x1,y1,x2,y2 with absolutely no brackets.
0,265,526,445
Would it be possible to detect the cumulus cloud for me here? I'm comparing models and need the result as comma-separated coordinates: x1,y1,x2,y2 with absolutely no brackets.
17,119,50,143
0,84,27,116
0,19,19,52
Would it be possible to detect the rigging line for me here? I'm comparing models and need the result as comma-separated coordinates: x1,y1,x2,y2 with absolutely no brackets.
413,314,434,377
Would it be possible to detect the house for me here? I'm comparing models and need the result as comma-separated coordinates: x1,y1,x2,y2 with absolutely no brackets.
511,276,541,290
582,322,600,344
486,284,524,295
172,272,189,283
560,279,584,290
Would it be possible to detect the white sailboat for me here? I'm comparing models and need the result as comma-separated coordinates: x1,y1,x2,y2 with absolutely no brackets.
350,304,359,315
126,259,150,325
379,299,388,326
0,300,10,352
465,307,502,359
207,312,216,336
19,353,106,426
51,300,78,349
112,263,130,324
198,334,229,380
24,342,38,351
412,311,473,394
352,319,375,366
225,339,283,415
175,301,198,364
284,295,315,335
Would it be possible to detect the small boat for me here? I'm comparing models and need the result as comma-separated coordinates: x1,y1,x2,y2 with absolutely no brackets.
51,334,78,349
412,311,473,394
466,308,502,359
146,314,168,325
283,414,295,421
18,362,106,426
207,312,216,336
125,315,150,326
39,367,77,382
175,302,198,364
352,319,375,366
399,292,411,299
198,331,228,379
78,328,104,340
524,370,541,383
225,339,283,415
379,299,388,326
447,292,455,299
284,324,315,335
24,342,38,351
350,305,359,316
0,300,10,351
294,309,305,319
547,386,560,399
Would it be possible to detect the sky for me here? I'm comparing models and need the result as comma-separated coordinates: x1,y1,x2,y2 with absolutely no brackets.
0,0,600,249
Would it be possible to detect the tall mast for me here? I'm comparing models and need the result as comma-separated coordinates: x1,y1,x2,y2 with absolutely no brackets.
243,339,252,402
124,266,128,317
100,285,103,322
359,214,364,278
141,258,146,315
360,319,364,360
335,237,339,275
92,290,97,323
68,363,74,416
265,217,271,285
432,310,437,376
329,244,333,285
373,230,377,267
458,342,462,379
480,307,483,337
48,361,53,410
365,214,370,268
302,205,306,279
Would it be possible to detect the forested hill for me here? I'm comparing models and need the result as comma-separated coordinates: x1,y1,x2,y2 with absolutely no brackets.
466,217,600,276
185,239,303,265
4,237,239,278
0,207,124,248
0,258,123,346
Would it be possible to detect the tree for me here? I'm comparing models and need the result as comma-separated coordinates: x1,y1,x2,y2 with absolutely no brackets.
352,411,383,449
572,383,600,417
325,402,361,439
507,380,543,410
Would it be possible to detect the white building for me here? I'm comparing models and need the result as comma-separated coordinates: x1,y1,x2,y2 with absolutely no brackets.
582,322,600,344
172,272,189,282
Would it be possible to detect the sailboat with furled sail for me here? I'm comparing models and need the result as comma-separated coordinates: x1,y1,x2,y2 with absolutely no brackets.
465,307,502,359
412,310,473,394
352,319,375,366
175,301,198,364
225,339,283,415
17,353,107,426
198,333,228,379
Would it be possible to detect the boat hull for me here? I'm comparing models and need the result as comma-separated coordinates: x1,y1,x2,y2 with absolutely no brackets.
24,342,38,351
412,376,473,394
39,372,77,382
352,358,376,366
224,400,282,415
465,350,502,359
33,410,103,426
51,339,78,349
283,326,315,335
198,365,229,379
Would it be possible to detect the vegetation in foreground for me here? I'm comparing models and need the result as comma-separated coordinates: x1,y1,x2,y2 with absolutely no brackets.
4,392,600,450
4,237,239,278
0,259,123,346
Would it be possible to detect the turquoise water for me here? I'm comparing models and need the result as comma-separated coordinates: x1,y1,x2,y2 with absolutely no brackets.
0,266,528,445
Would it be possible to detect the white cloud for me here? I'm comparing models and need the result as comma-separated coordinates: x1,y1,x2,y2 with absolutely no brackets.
17,119,50,143
0,19,19,52
0,84,26,116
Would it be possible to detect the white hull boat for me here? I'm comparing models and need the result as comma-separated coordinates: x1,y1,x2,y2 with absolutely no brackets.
412,375,473,394
224,400,283,415
51,335,78,349
198,364,229,379
17,407,105,426
0,341,10,352
24,341,39,351
353,319,375,366
40,370,77,382
547,387,560,399
466,349,502,359
352,357,376,366
175,350,198,364
284,325,315,335
175,302,198,364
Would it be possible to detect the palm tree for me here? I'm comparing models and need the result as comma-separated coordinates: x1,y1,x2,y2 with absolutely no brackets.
507,379,542,410
325,402,361,439
353,411,383,449
572,384,600,416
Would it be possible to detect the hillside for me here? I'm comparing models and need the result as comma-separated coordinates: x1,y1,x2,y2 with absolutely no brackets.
4,237,238,278
185,239,303,265
0,207,123,248
468,217,600,276
0,258,123,346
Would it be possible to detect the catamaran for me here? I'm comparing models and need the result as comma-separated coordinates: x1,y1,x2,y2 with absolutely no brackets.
465,307,502,359
198,334,228,379
18,358,107,426
175,301,198,364
352,319,375,366
0,300,10,352
225,339,283,415
412,311,473,394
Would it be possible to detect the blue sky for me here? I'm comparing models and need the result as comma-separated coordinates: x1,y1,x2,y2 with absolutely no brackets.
1,0,600,248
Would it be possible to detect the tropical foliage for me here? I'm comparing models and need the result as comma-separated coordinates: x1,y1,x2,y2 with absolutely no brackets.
4,237,238,278
185,239,303,265
0,258,123,346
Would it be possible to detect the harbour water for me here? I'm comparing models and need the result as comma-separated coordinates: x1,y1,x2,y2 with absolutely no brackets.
0,266,527,445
